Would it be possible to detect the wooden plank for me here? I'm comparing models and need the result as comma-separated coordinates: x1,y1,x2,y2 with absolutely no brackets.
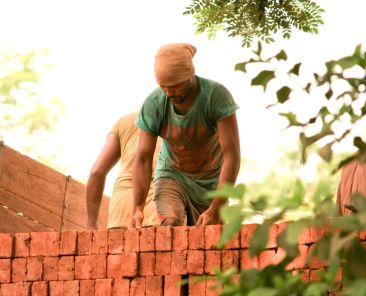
61,178,109,231
0,187,62,231
0,206,50,233
0,144,66,228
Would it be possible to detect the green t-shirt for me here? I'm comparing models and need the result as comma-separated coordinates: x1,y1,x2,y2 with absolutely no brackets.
137,76,239,208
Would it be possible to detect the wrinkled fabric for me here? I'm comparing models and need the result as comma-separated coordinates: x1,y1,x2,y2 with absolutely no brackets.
107,112,161,228
337,159,366,215
154,43,196,86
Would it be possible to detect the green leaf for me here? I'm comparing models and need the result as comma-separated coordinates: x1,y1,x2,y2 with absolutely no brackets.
325,87,333,99
330,231,357,261
304,282,328,296
247,287,277,296
275,49,288,61
249,221,271,256
318,143,333,162
207,183,246,200
279,112,304,127
219,205,243,248
251,70,275,90
276,86,291,103
250,195,268,212
352,193,366,212
288,63,301,75
337,56,360,70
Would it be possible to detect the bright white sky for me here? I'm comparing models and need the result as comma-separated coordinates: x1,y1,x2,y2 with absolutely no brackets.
1,0,365,194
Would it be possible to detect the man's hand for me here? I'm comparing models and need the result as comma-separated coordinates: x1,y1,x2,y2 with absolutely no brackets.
129,209,144,228
196,208,222,226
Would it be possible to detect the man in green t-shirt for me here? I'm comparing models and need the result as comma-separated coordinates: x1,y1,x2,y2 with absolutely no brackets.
130,43,241,227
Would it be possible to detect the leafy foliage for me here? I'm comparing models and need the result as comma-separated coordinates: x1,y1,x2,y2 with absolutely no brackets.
0,48,65,166
236,42,366,166
183,0,324,47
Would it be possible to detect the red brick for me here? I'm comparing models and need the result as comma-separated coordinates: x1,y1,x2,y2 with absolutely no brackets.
0,234,13,258
240,250,259,269
63,280,79,295
59,256,75,280
259,249,276,269
77,231,93,255
31,281,48,296
292,269,310,282
189,226,205,250
240,224,259,248
0,259,11,283
222,250,239,271
14,233,30,257
107,253,138,278
146,276,163,296
27,256,43,281
130,277,145,296
49,281,63,296
112,278,130,296
139,252,155,276
124,228,140,252
75,255,106,279
172,226,188,250
0,283,14,296
155,252,171,275
205,250,221,275
309,269,323,282
14,282,31,295
307,245,327,269
156,226,172,251
224,231,240,249
30,232,60,257
12,257,26,282
205,225,221,250
108,230,124,254
43,257,59,281
80,280,95,296
286,245,309,270
188,276,206,296
187,250,204,274
139,227,155,252
359,229,366,241
95,279,112,296
164,274,182,296
60,230,77,255
171,251,187,275
267,223,279,248
309,226,327,243
206,276,222,296
92,230,108,254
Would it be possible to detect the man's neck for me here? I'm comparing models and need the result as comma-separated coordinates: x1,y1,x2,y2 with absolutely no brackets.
172,77,198,115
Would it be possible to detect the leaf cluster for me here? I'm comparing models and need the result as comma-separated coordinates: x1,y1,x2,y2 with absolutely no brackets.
183,0,324,47
236,42,366,168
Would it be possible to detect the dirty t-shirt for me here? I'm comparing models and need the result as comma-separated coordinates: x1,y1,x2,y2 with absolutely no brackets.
136,76,239,208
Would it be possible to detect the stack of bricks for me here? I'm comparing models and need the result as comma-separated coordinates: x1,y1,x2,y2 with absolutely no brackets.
0,223,336,295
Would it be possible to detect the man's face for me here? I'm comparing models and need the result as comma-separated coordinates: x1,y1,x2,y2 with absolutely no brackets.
160,78,193,104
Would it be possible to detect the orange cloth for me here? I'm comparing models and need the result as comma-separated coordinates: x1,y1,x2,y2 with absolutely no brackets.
337,159,366,215
107,112,161,228
154,43,196,86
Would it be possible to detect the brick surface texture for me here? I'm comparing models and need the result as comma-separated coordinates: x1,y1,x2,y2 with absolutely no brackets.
0,224,353,295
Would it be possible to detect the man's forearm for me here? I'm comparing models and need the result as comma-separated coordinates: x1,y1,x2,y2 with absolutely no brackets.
86,175,105,228
133,159,153,211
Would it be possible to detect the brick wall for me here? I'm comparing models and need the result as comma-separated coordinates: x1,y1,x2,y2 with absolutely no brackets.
0,224,355,295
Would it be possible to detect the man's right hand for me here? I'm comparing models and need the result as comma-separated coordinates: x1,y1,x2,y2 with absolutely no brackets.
129,209,144,228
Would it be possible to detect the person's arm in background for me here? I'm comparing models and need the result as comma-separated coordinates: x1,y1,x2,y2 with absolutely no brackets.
130,129,157,228
196,113,241,225
86,133,120,229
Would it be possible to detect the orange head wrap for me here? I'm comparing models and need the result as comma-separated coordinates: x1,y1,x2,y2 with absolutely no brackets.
154,43,197,86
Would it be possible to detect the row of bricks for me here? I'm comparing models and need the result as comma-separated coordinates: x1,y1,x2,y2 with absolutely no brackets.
0,245,329,284
0,269,338,296
1,223,343,258
0,275,215,296
0,268,342,296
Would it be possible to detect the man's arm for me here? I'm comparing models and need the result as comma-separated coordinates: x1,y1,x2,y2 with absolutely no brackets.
196,113,241,225
130,129,157,228
86,134,120,229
